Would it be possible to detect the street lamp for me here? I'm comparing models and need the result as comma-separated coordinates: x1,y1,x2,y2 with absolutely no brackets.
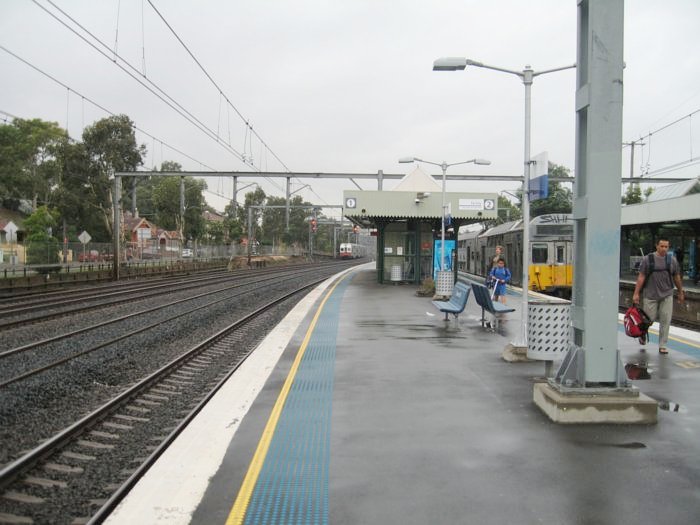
433,56,574,347
399,156,491,293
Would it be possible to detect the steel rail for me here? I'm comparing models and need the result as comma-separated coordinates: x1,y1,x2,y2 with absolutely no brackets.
0,265,334,385
0,276,327,494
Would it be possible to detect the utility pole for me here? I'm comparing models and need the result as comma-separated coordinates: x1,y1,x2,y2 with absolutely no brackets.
623,140,645,184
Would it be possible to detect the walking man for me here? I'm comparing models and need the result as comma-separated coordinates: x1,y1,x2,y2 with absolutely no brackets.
632,237,685,354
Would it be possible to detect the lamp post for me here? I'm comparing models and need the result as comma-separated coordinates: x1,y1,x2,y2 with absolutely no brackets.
433,57,574,346
399,156,491,293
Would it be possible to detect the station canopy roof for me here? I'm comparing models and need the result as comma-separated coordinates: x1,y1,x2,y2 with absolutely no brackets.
343,166,498,227
621,176,700,225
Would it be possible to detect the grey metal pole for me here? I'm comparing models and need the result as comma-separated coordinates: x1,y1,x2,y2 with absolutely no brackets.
232,176,238,218
179,176,185,244
440,163,447,271
516,68,534,348
112,174,120,280
285,176,291,232
247,206,253,258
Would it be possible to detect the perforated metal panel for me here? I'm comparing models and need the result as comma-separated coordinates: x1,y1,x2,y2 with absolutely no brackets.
435,270,454,296
527,300,571,360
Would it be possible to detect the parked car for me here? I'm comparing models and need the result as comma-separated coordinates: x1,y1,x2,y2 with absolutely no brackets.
181,248,193,258
78,250,102,263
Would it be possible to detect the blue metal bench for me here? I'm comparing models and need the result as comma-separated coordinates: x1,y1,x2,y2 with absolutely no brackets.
471,282,515,330
432,281,471,321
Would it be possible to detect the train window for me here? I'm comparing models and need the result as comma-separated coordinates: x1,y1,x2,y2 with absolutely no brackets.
532,243,548,263
556,245,565,263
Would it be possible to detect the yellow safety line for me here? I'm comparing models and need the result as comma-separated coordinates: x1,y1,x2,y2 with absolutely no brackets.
225,273,348,525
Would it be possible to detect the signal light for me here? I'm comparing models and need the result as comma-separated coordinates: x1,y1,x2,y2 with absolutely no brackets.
311,218,317,233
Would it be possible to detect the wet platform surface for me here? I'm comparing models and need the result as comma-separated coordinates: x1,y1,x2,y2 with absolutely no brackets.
107,265,700,525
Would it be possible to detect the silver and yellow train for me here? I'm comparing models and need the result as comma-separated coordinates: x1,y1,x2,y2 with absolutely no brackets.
457,214,574,297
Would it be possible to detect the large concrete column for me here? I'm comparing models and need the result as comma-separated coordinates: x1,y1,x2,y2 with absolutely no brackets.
535,0,656,423
570,0,625,384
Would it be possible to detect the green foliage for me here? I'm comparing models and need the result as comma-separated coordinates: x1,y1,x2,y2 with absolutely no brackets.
529,162,573,216
81,115,146,238
622,184,643,205
151,176,206,241
204,220,226,244
24,206,60,264
0,118,66,208
497,195,521,223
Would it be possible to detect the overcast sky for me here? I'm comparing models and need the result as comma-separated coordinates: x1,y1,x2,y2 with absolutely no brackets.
2,0,699,216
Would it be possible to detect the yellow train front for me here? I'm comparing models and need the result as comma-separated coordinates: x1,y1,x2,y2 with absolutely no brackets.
457,214,574,298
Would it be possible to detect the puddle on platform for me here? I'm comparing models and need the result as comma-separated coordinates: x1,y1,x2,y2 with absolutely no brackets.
609,442,647,449
625,362,651,380
658,401,682,412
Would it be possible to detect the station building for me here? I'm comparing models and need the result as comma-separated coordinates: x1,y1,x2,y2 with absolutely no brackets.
343,167,498,284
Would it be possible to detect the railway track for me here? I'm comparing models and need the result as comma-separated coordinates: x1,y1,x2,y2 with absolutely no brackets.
0,263,328,330
0,265,332,388
0,262,357,524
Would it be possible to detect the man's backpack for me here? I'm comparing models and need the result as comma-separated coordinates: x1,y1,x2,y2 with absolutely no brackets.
642,252,673,286
624,305,652,338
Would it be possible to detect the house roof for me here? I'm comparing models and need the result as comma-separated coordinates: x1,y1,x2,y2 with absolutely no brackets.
123,213,153,232
0,208,25,229
157,229,182,240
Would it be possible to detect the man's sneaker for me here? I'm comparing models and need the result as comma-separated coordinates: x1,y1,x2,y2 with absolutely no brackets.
639,333,647,345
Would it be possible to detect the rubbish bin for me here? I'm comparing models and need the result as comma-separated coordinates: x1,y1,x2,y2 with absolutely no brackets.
390,265,402,282
527,299,571,361
435,270,454,296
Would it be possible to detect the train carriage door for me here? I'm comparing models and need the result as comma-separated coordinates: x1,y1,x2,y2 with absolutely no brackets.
552,242,567,288
531,243,549,292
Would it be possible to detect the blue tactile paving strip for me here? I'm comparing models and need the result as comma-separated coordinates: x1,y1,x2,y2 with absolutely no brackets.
241,274,352,525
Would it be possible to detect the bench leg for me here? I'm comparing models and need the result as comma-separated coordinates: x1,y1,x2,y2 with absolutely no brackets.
444,312,450,321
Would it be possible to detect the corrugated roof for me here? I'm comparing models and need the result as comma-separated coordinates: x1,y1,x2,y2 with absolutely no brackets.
646,177,700,202
481,220,521,237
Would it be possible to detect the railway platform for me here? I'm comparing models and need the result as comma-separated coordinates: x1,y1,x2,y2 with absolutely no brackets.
105,264,700,525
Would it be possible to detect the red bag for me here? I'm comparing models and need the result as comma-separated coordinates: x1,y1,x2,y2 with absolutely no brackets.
623,305,652,338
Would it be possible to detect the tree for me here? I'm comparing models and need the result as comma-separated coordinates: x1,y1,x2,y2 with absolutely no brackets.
241,187,267,242
81,115,146,238
0,118,66,210
24,205,60,265
151,176,206,242
529,162,573,216
204,220,226,244
621,184,643,205
131,161,183,221
497,195,521,223
223,200,245,242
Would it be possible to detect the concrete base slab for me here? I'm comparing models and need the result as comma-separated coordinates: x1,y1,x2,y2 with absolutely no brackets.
533,383,658,424
501,343,534,363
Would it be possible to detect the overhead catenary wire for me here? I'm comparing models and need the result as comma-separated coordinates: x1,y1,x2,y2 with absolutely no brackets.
145,0,292,174
0,45,216,172
37,0,290,196
34,0,250,167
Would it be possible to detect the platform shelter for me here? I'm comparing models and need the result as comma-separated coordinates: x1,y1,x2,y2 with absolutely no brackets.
343,167,498,284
